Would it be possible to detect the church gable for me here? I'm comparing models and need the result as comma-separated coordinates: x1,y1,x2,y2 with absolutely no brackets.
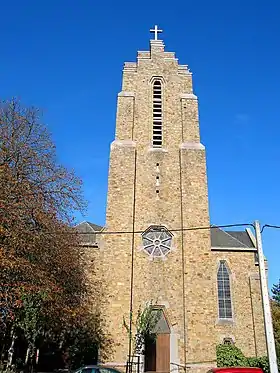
211,227,256,250
75,221,103,247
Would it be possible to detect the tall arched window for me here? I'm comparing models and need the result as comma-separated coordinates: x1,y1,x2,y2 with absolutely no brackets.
217,261,233,319
152,80,162,147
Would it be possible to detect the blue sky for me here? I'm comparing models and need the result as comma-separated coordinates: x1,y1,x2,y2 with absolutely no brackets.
1,0,280,288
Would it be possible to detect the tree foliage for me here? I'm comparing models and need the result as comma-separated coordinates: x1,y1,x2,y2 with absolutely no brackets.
272,280,280,363
123,301,161,355
15,292,46,356
217,280,280,373
272,281,280,305
61,310,113,370
216,344,248,368
216,344,269,373
0,98,107,370
0,99,86,328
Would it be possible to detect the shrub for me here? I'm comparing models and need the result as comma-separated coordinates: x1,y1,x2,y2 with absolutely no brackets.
216,344,248,367
216,344,270,373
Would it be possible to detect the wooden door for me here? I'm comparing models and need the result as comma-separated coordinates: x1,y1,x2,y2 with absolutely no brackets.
144,308,171,373
144,337,156,372
156,334,170,373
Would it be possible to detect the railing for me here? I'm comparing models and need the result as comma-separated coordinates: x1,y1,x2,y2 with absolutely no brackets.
126,355,142,373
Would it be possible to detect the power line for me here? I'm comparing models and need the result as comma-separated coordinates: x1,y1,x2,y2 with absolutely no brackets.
261,224,280,233
15,221,280,236
39,222,280,235
7,222,280,236
72,223,254,235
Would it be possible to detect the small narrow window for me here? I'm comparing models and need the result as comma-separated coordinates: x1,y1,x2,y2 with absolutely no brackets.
217,261,233,319
254,252,259,265
223,337,234,345
153,80,162,147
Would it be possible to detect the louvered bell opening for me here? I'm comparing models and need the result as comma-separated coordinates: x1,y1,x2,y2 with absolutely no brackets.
153,82,162,100
153,141,162,147
153,80,163,147
153,123,162,147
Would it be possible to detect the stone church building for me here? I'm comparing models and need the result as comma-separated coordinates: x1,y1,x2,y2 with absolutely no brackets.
76,30,266,373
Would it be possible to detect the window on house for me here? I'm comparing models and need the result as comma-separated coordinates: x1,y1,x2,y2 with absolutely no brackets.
217,261,233,319
254,252,259,265
223,337,234,345
153,80,162,147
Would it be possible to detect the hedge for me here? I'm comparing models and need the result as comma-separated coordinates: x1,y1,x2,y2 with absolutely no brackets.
216,344,270,373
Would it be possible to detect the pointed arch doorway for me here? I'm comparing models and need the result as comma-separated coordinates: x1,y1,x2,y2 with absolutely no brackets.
144,308,170,373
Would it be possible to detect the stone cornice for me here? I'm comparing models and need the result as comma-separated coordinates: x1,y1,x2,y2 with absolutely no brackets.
181,93,198,100
180,142,205,150
118,91,135,97
111,140,136,148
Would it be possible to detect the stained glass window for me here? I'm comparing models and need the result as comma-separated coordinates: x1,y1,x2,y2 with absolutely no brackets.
142,226,172,259
217,261,233,319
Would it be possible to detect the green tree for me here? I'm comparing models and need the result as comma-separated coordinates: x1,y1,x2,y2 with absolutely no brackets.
61,309,113,369
216,344,270,373
272,281,280,305
15,292,46,367
216,344,248,368
123,301,161,356
271,280,280,365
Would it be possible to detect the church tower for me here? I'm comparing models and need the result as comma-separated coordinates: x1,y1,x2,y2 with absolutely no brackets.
98,27,266,373
103,27,216,369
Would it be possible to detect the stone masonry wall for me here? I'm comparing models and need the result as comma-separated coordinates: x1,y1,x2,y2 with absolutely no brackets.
92,38,268,371
211,251,266,357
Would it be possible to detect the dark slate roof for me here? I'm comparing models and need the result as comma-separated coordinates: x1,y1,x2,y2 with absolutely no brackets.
76,221,255,250
211,227,255,249
151,310,170,334
75,221,103,245
87,222,103,231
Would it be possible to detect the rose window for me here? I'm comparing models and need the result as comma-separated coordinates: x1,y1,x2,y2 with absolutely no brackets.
142,225,173,259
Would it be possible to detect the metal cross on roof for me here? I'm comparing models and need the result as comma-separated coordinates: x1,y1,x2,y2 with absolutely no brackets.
150,25,163,40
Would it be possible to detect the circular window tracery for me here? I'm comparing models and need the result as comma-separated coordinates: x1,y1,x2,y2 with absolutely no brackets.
142,225,172,259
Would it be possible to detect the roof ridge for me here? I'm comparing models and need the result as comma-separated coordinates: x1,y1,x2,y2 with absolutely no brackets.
211,225,248,248
74,220,90,228
86,221,103,231
84,221,97,231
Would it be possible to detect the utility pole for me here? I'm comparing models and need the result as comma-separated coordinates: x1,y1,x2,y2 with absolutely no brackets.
255,220,278,373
